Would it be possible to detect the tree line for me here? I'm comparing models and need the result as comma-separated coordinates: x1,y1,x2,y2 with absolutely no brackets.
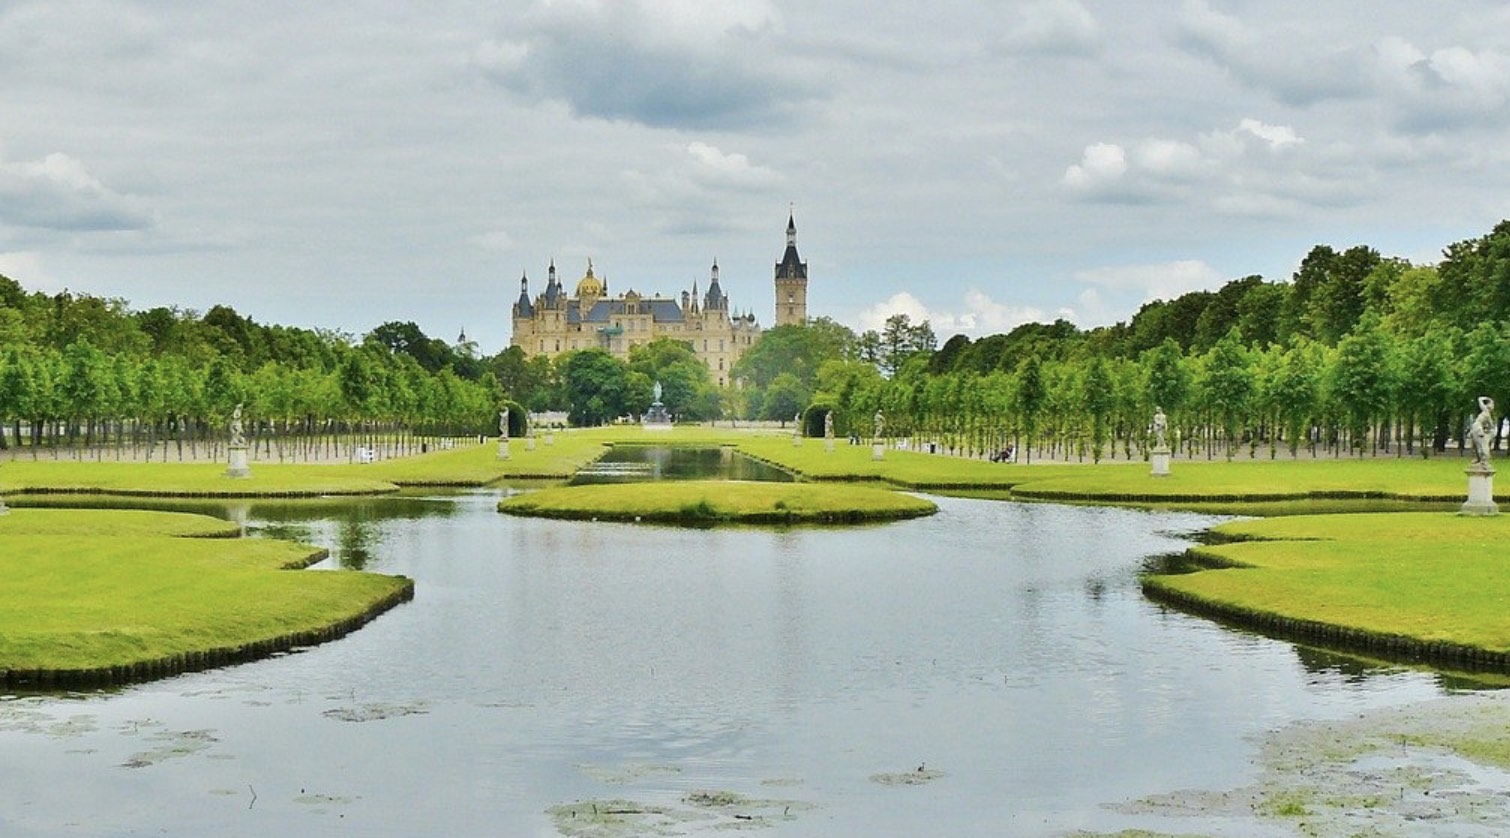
732,221,1510,462
0,278,504,459
3,219,1507,461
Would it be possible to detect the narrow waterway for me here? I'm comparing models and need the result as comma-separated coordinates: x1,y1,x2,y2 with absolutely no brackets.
0,491,1456,836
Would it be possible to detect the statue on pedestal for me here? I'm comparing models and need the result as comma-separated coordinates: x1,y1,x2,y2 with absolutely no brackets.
1469,396,1496,468
229,403,246,448
1152,406,1168,450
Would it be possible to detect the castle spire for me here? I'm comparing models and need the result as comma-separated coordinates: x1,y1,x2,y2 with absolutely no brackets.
774,209,808,326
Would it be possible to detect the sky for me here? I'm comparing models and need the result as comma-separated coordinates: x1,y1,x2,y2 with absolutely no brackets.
3,0,1510,355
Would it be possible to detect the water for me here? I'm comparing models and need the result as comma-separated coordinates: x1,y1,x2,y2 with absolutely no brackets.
0,492,1455,836
570,445,795,484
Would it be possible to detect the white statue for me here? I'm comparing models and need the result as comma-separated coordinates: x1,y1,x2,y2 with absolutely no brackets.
653,380,663,403
874,410,885,439
1152,406,1168,449
499,408,509,439
229,403,246,448
824,411,834,439
1469,395,1496,466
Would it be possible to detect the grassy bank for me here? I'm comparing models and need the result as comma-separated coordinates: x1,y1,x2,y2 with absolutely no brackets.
1009,456,1502,504
498,480,937,526
1144,512,1510,668
0,460,401,497
0,508,413,688
732,437,1088,489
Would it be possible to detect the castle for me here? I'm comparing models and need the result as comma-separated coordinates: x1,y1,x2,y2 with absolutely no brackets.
510,214,809,388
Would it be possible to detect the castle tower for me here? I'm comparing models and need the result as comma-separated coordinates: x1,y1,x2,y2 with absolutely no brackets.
774,212,808,326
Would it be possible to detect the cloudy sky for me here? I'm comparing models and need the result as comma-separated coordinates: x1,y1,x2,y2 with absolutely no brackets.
3,1,1510,354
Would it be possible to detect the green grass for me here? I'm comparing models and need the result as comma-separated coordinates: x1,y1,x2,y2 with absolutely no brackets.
733,437,1089,489
1145,512,1510,657
1,460,400,497
0,508,240,538
498,480,938,525
0,508,411,680
1009,456,1501,503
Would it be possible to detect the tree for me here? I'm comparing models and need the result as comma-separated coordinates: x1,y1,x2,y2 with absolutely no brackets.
762,372,809,423
1200,328,1254,460
1328,316,1399,454
1015,355,1045,463
1081,356,1114,461
870,313,937,376
1142,338,1191,418
1397,326,1460,454
562,349,631,426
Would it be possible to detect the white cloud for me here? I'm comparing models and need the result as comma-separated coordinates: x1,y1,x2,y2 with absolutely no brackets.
1176,0,1366,105
686,142,784,189
1058,287,1119,328
1062,142,1127,191
0,250,59,291
1074,259,1226,303
1061,118,1361,214
0,151,154,232
1235,118,1301,149
1005,0,1101,55
855,289,1046,338
470,230,515,252
472,0,814,129
1371,37,1510,130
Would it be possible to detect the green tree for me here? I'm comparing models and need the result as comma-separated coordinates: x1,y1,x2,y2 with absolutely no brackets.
1199,328,1254,460
1015,355,1045,463
1328,316,1399,454
562,349,631,426
761,372,809,423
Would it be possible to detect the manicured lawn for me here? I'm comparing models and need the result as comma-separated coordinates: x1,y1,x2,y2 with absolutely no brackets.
1145,512,1510,659
0,508,240,538
0,461,400,497
0,508,412,682
733,437,1089,489
1009,456,1501,503
498,480,937,525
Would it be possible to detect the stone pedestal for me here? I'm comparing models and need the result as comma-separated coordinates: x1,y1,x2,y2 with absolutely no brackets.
526,435,537,451
1150,445,1171,477
793,432,803,447
545,432,555,446
226,446,251,479
0,495,9,515
1460,465,1498,516
497,438,510,460
872,442,885,461
825,437,835,453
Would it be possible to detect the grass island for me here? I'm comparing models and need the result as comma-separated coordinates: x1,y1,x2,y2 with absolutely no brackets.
498,479,938,526
0,508,413,689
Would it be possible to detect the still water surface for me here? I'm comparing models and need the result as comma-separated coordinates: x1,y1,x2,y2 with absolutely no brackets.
0,491,1455,836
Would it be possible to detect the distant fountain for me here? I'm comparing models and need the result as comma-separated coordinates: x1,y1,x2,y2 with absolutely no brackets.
643,381,673,431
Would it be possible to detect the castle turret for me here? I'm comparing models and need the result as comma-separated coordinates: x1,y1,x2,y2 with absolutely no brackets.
514,271,534,317
705,260,728,311
774,212,808,326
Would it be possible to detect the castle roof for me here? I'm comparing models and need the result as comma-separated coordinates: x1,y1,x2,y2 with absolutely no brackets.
775,213,807,280
566,297,686,326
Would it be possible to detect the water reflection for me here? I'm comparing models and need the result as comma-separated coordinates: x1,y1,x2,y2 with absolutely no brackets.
0,491,1481,836
571,445,794,484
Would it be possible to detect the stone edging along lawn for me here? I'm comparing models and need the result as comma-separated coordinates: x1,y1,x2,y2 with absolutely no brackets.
0,509,414,690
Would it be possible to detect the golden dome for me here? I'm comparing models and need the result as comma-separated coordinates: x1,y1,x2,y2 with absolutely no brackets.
574,259,604,298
